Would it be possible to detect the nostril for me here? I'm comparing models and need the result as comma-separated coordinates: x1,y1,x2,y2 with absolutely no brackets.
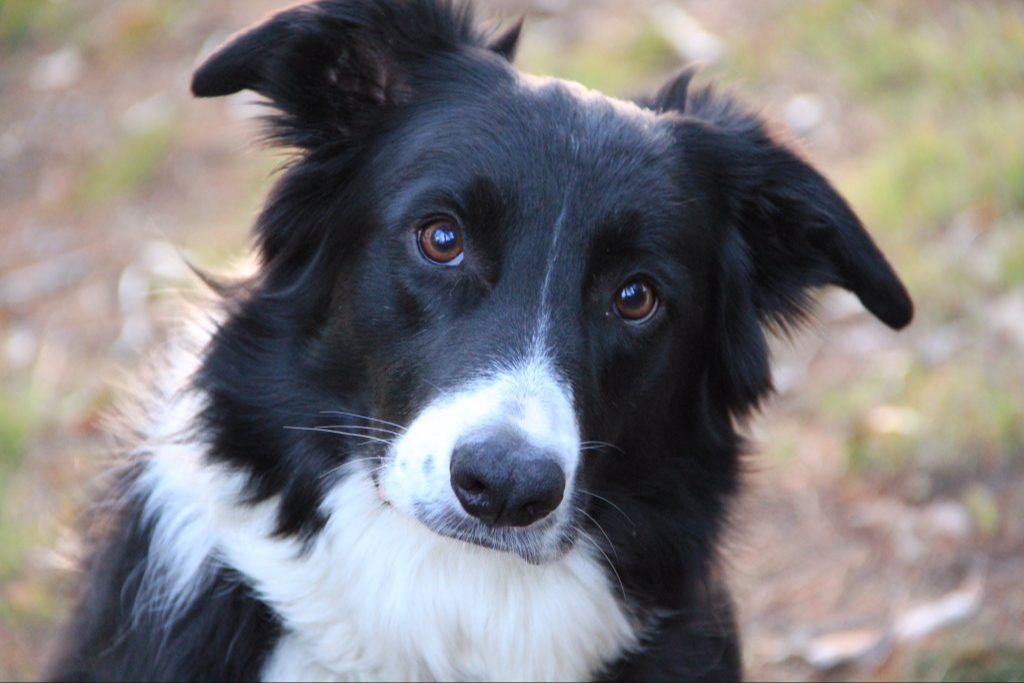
503,461,565,528
450,454,504,525
450,435,567,528
459,475,487,496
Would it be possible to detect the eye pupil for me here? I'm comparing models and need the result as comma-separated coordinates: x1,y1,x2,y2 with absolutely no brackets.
432,227,457,251
621,283,644,306
419,220,464,265
614,279,658,321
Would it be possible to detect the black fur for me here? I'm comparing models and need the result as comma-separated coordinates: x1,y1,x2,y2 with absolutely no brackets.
50,471,283,682
51,1,912,680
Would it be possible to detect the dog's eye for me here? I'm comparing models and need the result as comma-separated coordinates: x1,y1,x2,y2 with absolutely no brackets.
613,279,658,322
418,219,464,265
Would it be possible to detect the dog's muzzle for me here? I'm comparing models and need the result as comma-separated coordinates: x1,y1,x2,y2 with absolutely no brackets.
450,429,566,528
377,359,580,562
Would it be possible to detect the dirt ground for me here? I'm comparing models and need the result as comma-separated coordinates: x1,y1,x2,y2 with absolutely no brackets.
1,1,1022,680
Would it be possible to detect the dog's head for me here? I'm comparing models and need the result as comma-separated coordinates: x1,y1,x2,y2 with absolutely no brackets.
194,0,912,564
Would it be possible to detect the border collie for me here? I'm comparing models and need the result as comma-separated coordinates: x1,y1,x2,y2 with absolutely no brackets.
49,1,913,680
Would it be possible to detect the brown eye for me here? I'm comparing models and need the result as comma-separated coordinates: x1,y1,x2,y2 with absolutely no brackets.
614,279,658,322
418,219,464,265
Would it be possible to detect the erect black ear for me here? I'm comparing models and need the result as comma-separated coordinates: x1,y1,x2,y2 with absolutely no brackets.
191,0,484,149
657,72,913,413
487,18,523,61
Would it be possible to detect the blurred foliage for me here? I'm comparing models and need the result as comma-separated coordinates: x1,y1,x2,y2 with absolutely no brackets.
721,1,1024,482
0,0,71,49
73,122,179,208
912,644,1024,683
0,388,38,484
519,18,679,96
2,0,1024,680
811,5,1023,101
844,363,1024,478
1,0,188,56
0,392,42,629
107,0,187,55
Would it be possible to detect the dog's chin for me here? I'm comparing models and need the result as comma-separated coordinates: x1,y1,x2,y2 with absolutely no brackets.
430,516,575,565
371,468,575,564
389,498,574,565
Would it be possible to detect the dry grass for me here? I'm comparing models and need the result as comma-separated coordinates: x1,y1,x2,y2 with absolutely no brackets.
1,1,1022,680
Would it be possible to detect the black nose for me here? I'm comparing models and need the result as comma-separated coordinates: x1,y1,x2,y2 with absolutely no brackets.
450,432,566,528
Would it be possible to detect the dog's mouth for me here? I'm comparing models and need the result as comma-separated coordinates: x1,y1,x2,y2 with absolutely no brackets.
415,506,574,565
372,473,574,565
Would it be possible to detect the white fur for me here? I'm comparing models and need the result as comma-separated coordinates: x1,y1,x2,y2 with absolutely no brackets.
135,351,639,682
379,356,580,560
133,332,220,621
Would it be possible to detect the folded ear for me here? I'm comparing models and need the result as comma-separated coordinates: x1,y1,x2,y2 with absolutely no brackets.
487,18,523,61
657,72,913,413
191,0,494,148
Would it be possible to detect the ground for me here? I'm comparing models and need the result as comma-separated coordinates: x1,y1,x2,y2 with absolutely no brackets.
1,1,1022,680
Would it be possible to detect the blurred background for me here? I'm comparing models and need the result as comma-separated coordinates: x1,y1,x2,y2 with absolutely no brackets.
1,0,1022,680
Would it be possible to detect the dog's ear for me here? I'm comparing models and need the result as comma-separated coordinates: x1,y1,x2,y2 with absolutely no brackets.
191,0,488,149
487,18,523,61
657,72,913,414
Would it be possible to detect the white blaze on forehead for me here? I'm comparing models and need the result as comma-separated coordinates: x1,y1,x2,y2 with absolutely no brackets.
379,355,580,524
508,360,578,461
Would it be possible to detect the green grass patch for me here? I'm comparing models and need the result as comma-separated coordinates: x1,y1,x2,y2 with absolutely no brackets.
0,517,33,588
0,0,74,49
912,644,1024,682
999,222,1024,286
108,0,188,56
842,358,1024,478
73,122,178,208
0,387,40,492
0,385,44,588
725,0,1024,261
768,2,1024,104
845,99,1024,239
520,20,678,96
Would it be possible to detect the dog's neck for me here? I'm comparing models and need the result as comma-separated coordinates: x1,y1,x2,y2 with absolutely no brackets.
137,375,640,681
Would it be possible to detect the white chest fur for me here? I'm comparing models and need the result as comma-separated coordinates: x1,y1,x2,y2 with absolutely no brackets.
258,472,637,681
140,421,638,682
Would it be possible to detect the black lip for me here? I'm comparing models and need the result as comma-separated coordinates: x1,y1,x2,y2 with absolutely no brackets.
409,505,572,565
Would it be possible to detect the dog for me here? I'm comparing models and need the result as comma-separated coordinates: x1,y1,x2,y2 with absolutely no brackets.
49,1,913,680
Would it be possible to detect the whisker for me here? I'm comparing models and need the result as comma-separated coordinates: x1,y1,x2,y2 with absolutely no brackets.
598,544,627,601
579,531,626,601
579,440,626,455
318,456,386,482
575,506,618,560
318,410,407,432
421,378,445,395
579,488,636,529
314,424,403,437
283,426,395,446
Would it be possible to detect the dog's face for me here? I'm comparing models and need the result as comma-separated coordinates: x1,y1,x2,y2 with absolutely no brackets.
343,79,707,561
194,1,912,563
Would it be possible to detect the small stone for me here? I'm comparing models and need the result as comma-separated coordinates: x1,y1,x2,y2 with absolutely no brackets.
822,289,866,321
989,291,1024,350
918,325,963,365
865,405,923,436
140,240,190,280
784,93,825,137
29,47,84,91
919,500,973,542
962,484,1000,538
894,577,983,642
648,3,724,64
5,326,37,369
227,91,266,122
121,94,176,134
801,628,891,671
